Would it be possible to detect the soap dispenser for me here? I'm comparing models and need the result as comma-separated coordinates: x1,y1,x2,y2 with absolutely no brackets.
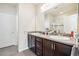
70,31,74,40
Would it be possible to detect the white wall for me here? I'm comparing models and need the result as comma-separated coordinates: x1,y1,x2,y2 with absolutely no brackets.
18,3,36,52
0,4,17,48
35,5,45,31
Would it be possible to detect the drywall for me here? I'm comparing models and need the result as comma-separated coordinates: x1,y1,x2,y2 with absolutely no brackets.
18,3,36,52
0,4,17,48
35,4,45,31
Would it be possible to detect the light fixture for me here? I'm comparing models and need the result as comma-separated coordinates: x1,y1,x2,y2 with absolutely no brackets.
60,12,63,14
40,3,59,12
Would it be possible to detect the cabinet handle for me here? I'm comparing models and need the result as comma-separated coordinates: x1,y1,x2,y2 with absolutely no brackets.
54,44,55,50
51,44,54,49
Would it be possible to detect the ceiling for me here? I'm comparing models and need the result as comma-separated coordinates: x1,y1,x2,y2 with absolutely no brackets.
33,3,43,6
44,3,78,16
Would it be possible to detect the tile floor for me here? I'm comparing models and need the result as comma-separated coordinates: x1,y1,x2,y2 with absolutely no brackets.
0,45,36,56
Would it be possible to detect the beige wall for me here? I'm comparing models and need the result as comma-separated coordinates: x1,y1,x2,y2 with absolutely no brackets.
18,3,36,52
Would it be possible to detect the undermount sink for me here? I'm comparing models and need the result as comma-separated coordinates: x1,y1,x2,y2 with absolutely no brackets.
49,35,70,41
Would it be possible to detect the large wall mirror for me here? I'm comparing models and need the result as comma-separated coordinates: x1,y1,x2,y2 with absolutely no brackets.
41,3,78,34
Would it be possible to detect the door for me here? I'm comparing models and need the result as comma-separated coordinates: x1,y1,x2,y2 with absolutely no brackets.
0,13,17,48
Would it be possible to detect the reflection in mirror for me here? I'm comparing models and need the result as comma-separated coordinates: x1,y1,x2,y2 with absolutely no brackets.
42,3,78,35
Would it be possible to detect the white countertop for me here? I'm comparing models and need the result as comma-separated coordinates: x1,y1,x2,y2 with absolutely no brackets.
28,33,75,46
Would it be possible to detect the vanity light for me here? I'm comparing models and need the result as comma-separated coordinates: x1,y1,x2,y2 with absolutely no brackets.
40,3,59,12
60,12,63,14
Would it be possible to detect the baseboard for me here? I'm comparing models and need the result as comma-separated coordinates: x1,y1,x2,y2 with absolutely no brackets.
18,47,29,52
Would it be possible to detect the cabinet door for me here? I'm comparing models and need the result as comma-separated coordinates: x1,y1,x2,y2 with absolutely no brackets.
28,34,35,52
54,42,72,56
43,39,54,56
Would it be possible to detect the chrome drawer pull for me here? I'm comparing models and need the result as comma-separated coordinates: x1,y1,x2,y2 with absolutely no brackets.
51,44,54,49
54,44,55,50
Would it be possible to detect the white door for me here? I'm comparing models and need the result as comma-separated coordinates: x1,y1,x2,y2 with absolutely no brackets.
0,13,17,48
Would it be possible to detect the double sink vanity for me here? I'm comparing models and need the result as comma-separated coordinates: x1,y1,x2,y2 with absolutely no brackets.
28,32,75,56
27,3,78,56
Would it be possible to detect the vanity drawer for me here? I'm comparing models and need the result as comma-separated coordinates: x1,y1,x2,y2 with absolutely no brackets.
36,41,42,50
36,48,42,56
35,37,43,56
36,37,42,42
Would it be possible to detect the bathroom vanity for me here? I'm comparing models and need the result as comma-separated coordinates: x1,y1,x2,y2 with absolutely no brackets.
28,33,75,56
27,3,78,56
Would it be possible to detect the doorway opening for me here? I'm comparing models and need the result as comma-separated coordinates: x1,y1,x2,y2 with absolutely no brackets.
0,3,18,56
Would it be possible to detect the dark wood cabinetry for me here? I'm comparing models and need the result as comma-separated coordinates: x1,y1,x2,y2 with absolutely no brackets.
35,37,43,56
54,42,72,56
43,39,72,56
28,34,73,56
43,39,54,56
28,34,35,52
